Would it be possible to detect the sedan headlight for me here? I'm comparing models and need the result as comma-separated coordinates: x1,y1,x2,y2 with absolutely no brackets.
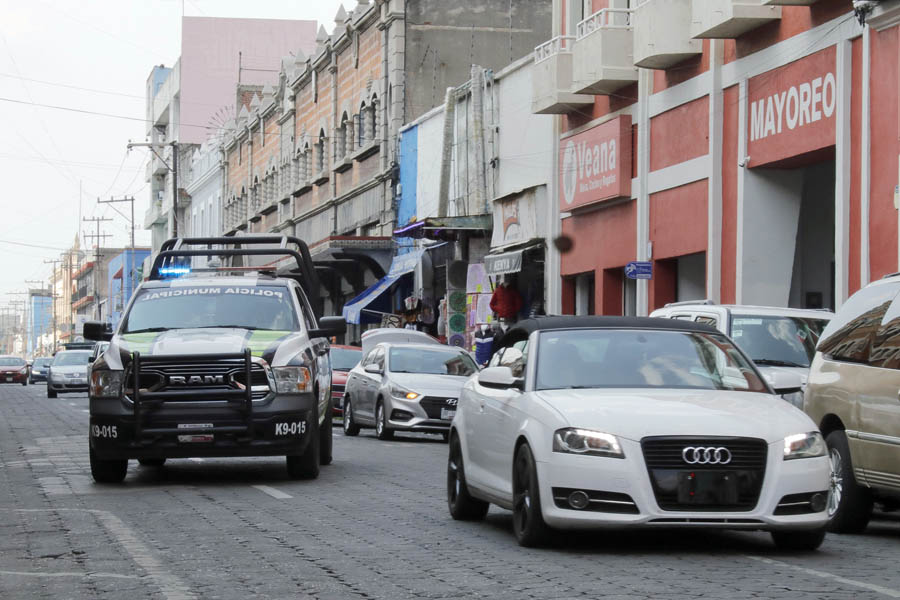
390,384,420,400
553,428,624,458
90,370,124,398
272,366,312,394
783,431,826,460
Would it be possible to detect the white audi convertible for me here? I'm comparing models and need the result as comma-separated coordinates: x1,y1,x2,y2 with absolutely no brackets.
447,317,831,549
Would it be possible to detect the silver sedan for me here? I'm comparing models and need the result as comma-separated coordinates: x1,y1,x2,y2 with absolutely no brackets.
342,342,478,441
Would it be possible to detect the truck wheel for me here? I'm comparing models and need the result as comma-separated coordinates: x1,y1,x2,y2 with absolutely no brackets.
47,388,57,398
320,408,333,466
342,397,360,436
90,447,127,483
286,425,320,480
825,430,873,533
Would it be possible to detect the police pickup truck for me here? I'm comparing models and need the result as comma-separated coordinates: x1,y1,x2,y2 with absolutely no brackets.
83,236,345,483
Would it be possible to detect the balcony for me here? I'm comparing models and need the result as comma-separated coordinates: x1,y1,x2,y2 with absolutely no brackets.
763,0,816,4
633,0,702,70
531,36,593,115
690,1,781,39
572,8,638,95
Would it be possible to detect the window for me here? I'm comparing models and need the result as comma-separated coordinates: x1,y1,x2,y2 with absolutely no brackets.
338,112,350,159
867,294,900,369
315,130,326,173
818,282,900,364
695,315,718,326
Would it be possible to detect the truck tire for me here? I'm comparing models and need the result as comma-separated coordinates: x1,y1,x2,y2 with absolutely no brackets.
90,447,127,483
286,424,320,480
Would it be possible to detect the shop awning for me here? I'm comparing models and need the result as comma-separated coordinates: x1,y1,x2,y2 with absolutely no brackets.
484,249,524,276
393,215,493,240
341,248,425,324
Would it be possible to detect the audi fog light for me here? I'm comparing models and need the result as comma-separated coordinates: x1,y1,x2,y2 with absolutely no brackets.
390,384,419,400
553,428,624,458
90,370,124,398
272,366,311,394
783,432,826,460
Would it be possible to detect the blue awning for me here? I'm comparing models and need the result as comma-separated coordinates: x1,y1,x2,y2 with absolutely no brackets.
342,249,425,324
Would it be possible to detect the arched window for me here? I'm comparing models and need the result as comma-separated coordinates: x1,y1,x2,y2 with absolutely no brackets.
338,112,351,159
368,96,378,143
302,142,311,182
315,129,327,173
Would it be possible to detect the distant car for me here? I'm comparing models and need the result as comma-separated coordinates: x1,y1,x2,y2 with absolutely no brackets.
343,342,478,441
29,357,53,383
650,302,832,407
47,350,92,397
0,355,29,386
90,341,110,363
330,345,362,417
448,316,831,550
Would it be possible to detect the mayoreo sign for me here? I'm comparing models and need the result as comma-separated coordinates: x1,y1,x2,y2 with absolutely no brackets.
747,46,836,167
559,115,632,211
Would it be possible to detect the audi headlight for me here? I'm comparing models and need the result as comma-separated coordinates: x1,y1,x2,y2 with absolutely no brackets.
390,384,420,400
553,428,624,458
90,370,124,398
783,431,826,460
272,366,312,394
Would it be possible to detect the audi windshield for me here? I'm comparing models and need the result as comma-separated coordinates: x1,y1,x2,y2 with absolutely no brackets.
122,285,300,333
535,329,768,393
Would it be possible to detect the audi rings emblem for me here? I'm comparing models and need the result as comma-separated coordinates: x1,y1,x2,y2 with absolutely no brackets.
681,446,732,465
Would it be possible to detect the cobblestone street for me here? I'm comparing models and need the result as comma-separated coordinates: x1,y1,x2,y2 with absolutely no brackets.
2,384,899,600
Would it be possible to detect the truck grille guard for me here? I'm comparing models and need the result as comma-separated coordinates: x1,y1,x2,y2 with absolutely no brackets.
130,349,258,442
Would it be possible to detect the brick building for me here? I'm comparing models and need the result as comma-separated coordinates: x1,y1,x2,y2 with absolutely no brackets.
533,0,900,316
221,0,551,321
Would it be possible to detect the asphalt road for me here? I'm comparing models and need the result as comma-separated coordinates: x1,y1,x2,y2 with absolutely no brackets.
2,383,900,600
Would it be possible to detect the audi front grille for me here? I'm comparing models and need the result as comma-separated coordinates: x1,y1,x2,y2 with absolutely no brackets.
641,436,768,512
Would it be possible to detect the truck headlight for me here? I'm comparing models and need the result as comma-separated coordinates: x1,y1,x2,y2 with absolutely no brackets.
783,432,826,460
90,370,124,398
553,428,624,458
272,366,312,394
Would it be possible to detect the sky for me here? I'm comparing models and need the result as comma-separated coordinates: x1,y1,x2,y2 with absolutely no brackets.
0,0,348,307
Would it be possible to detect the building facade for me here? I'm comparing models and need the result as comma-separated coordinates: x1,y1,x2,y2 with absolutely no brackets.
533,0,900,316
220,0,551,327
27,291,52,357
106,248,151,329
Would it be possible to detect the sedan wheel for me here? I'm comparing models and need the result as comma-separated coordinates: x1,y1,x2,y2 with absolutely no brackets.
447,434,489,520
512,444,550,547
375,401,393,441
342,398,360,436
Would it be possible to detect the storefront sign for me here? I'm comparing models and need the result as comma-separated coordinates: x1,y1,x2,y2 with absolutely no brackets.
484,250,524,276
747,46,837,166
491,188,539,248
559,115,632,211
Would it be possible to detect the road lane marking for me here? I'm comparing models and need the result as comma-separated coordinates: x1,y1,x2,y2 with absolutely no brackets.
4,509,195,600
0,570,138,580
252,485,292,499
747,555,900,598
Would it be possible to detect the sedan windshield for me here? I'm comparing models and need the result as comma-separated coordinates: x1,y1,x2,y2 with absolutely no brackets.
53,352,91,366
0,357,25,366
730,315,829,368
535,329,768,392
123,285,300,333
331,347,362,371
389,347,477,377
33,358,52,367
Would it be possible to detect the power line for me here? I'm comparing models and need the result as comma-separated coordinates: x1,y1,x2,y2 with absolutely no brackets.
0,72,145,99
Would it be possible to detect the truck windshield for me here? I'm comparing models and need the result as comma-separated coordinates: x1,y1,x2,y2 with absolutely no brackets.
730,315,829,368
122,285,300,333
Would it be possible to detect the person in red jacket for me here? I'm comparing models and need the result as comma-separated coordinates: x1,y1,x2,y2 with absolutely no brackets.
490,279,523,321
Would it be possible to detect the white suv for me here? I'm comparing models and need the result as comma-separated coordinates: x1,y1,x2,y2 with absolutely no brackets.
651,302,832,407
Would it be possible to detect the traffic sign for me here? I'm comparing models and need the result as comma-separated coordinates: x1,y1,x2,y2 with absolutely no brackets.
625,261,652,280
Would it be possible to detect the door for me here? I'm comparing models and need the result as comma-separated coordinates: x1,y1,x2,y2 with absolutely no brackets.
475,342,530,498
359,347,385,423
858,297,900,491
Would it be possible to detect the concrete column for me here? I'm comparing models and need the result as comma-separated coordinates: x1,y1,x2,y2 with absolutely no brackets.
835,39,852,308
735,79,748,304
707,40,723,303
636,68,652,315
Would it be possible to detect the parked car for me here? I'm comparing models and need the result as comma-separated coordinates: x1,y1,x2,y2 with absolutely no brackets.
89,341,110,363
29,357,53,383
47,350,92,397
330,345,362,417
343,341,478,440
804,276,900,533
650,302,832,407
448,316,831,549
0,355,29,386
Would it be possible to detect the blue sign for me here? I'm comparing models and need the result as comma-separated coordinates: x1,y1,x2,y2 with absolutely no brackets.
625,261,652,280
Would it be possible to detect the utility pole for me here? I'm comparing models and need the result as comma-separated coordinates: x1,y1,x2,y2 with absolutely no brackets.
98,196,137,297
43,258,62,353
127,141,179,238
83,217,113,321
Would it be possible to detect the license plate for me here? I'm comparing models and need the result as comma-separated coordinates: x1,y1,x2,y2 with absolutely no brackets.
440,408,456,421
677,471,738,505
177,423,213,443
72,379,85,385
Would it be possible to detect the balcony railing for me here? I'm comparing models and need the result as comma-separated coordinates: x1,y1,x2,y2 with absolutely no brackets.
690,0,781,39
531,36,593,115
573,8,638,95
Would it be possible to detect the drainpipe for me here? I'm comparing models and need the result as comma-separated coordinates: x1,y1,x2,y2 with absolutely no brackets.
470,64,488,215
437,86,456,218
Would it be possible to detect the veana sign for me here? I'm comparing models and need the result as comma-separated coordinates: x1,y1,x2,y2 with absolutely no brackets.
559,115,631,211
748,46,837,167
